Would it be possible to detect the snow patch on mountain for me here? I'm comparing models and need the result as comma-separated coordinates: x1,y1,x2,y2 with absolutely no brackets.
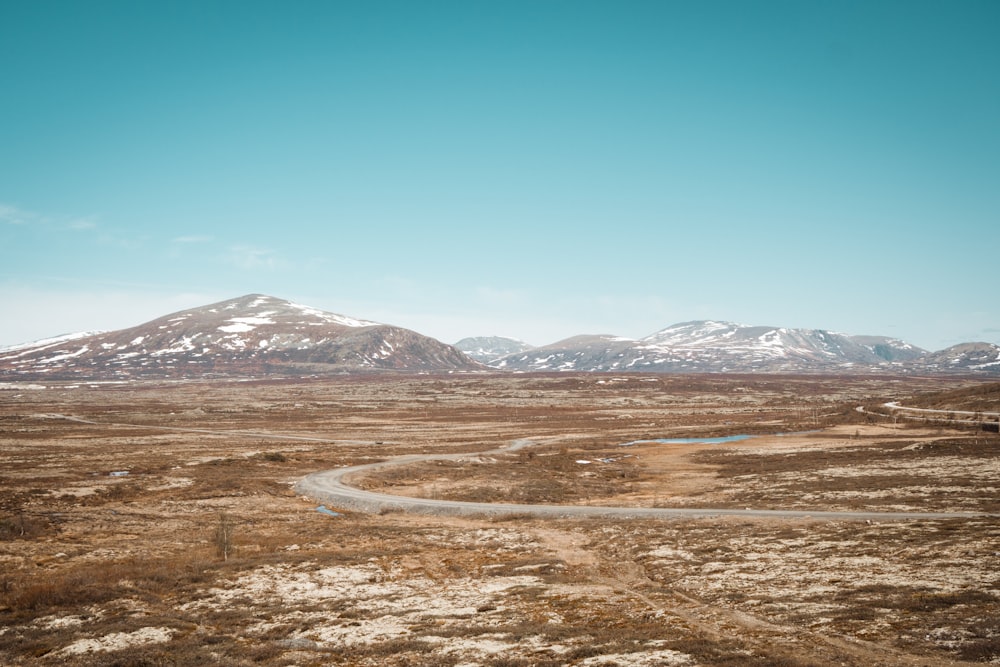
0,331,103,355
287,300,379,328
218,316,275,333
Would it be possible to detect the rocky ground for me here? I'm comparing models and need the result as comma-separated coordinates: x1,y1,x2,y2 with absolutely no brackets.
0,373,997,665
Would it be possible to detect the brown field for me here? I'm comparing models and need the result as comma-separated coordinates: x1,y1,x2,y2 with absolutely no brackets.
1,373,998,666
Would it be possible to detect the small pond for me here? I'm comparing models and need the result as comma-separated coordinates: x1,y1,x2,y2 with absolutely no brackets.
620,431,814,447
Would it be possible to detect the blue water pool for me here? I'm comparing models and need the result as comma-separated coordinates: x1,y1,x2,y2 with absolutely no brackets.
621,431,815,447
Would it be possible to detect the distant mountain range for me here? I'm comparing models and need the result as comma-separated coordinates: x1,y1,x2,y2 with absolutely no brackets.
485,321,927,373
1,295,998,380
454,336,535,364
461,322,1000,375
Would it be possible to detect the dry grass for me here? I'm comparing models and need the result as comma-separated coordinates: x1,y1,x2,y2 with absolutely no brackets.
0,373,997,665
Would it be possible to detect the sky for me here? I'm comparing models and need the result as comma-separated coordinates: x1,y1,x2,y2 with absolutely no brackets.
2,0,998,352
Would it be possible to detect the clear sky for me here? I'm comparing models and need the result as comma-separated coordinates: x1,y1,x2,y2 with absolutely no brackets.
2,0,998,351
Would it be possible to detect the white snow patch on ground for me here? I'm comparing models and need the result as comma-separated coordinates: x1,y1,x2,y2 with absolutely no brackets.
579,649,694,666
35,614,89,630
183,562,543,651
643,545,695,561
57,627,175,656
428,633,563,659
300,616,411,647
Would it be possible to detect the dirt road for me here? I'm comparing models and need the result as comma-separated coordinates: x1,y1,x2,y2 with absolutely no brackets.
45,413,994,520
295,438,994,521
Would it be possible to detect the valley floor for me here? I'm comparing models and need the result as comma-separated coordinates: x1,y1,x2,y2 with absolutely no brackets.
1,373,998,666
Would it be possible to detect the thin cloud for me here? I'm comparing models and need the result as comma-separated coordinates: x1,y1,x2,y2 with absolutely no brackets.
67,216,99,231
228,245,285,270
0,203,39,225
2,203,100,232
94,229,145,250
172,235,214,244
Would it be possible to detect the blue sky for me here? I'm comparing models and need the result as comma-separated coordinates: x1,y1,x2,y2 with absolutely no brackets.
2,0,998,351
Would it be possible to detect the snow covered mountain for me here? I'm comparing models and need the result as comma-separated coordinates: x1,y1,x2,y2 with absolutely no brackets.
0,294,483,380
919,342,1000,373
3,304,997,379
492,335,635,371
453,336,535,364
492,320,937,373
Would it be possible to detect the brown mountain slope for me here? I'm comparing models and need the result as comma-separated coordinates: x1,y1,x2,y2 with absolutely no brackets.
0,294,483,380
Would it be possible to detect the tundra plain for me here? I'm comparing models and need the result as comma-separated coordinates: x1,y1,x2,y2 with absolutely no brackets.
1,374,998,666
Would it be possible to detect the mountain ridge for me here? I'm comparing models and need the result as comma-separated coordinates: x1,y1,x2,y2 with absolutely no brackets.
2,297,998,378
482,321,998,375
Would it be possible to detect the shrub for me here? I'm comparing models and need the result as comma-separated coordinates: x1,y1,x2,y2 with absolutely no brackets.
214,512,234,561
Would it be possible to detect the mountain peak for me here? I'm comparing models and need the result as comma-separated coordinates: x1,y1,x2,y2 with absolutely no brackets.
177,294,382,330
0,295,479,380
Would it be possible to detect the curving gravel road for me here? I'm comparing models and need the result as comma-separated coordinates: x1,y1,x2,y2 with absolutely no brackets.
42,414,991,521
295,439,995,522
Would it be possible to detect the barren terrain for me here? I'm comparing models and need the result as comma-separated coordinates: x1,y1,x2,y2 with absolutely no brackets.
1,373,998,666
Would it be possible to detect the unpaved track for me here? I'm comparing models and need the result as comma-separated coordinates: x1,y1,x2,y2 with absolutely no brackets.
46,414,994,521
860,402,1000,427
295,438,995,521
